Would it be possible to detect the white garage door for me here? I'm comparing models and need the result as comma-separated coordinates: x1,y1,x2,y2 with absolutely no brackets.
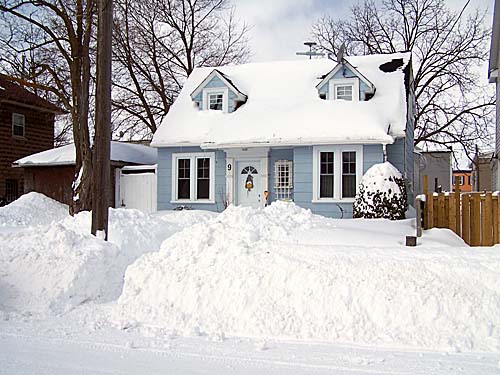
119,167,157,213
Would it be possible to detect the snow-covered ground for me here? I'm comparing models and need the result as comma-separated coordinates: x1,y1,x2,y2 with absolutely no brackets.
0,193,499,374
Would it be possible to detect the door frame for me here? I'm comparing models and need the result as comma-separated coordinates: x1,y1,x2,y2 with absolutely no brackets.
224,147,269,208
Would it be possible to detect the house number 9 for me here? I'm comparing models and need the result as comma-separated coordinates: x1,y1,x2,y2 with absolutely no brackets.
227,163,232,171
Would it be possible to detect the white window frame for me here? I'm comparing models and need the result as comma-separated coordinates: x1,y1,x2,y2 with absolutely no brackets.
12,113,25,137
329,78,359,102
312,145,363,202
274,160,293,201
203,87,229,113
171,152,216,204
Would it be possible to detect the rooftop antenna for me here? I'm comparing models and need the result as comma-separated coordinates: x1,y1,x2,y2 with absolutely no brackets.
296,41,325,59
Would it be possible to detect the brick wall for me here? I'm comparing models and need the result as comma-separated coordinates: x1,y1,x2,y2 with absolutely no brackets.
0,102,54,202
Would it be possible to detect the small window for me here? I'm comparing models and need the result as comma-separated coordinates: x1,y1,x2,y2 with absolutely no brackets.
12,113,25,137
241,166,258,175
274,160,293,201
196,158,210,199
335,85,353,101
177,158,191,199
208,93,223,110
342,151,356,198
5,179,19,203
320,152,334,198
459,175,464,185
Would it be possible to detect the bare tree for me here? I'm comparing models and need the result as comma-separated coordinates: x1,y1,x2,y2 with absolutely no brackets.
311,0,494,160
112,0,250,138
0,0,96,213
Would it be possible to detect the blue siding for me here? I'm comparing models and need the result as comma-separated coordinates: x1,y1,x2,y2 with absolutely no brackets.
268,148,294,203
157,144,385,218
192,75,239,112
292,147,350,218
317,65,372,101
363,144,384,172
386,138,405,176
157,147,226,212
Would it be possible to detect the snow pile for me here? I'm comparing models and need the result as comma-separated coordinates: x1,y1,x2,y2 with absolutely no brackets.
0,192,68,227
113,202,500,352
62,208,217,263
0,224,126,314
0,192,218,315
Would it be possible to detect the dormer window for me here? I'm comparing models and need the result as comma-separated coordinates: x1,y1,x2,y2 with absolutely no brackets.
335,85,353,101
329,78,359,102
208,93,223,110
203,87,229,112
191,69,247,114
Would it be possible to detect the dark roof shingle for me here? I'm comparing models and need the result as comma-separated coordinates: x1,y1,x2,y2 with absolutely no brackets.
0,75,62,113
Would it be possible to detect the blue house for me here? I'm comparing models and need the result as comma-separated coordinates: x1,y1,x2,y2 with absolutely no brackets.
151,52,415,218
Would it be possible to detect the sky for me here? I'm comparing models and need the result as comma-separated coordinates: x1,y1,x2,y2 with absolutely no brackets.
233,0,494,70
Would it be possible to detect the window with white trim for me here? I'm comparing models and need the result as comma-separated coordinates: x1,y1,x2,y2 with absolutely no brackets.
313,145,363,201
172,152,215,202
342,151,356,198
274,160,293,201
208,93,223,110
320,152,334,198
335,85,353,101
329,78,359,102
12,113,25,137
203,87,229,112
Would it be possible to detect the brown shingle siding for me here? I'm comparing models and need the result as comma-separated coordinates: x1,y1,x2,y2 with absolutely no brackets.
0,101,54,202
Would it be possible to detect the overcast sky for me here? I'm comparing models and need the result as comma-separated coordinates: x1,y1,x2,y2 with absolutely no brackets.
233,0,494,68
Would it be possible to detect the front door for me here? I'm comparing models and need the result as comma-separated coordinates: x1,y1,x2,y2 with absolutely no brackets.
236,160,261,208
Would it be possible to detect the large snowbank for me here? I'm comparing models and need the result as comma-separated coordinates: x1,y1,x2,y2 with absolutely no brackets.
113,202,500,352
0,192,216,314
0,192,68,227
0,223,125,314
151,53,410,148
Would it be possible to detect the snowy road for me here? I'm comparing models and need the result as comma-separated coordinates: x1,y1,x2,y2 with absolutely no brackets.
0,323,499,375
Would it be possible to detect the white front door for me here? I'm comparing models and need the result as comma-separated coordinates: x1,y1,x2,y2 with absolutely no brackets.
236,160,262,208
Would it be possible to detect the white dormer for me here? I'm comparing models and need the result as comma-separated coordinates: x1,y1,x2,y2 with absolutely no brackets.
316,59,375,102
190,69,247,113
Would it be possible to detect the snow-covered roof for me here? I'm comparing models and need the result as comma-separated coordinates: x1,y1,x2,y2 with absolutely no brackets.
151,52,411,148
13,141,157,167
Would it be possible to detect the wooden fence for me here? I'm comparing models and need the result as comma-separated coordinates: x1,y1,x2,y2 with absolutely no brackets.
418,176,500,246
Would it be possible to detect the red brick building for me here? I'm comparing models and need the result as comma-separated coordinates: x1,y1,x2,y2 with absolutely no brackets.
0,75,61,204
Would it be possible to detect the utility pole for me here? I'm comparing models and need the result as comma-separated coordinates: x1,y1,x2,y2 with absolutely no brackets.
91,0,112,239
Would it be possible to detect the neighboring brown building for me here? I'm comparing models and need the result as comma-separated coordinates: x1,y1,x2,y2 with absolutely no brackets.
13,142,157,207
452,170,472,192
0,75,61,204
471,152,494,192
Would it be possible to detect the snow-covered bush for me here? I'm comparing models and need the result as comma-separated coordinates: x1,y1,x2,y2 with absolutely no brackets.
353,162,407,220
